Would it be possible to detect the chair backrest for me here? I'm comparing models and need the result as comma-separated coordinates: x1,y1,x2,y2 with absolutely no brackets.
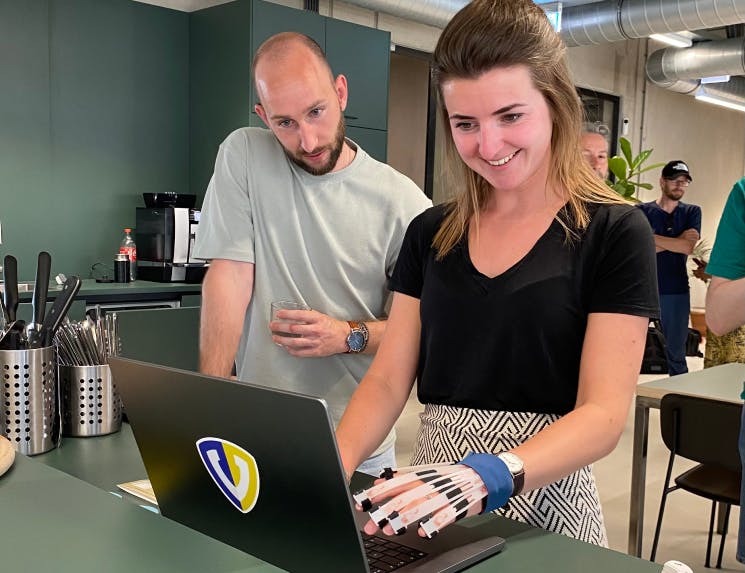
660,393,742,472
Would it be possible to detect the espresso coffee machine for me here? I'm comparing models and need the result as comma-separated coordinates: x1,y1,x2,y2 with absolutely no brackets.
136,206,208,283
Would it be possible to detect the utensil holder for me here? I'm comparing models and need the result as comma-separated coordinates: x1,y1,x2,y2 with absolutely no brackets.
60,364,122,437
0,346,60,455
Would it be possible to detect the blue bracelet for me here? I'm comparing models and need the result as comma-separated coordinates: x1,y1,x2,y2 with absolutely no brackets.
460,452,513,513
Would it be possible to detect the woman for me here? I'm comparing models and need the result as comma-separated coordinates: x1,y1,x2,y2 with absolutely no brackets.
336,0,658,545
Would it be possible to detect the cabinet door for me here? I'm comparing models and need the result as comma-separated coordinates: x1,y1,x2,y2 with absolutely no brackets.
116,306,200,371
189,0,254,196
346,126,387,163
325,18,390,131
249,0,325,114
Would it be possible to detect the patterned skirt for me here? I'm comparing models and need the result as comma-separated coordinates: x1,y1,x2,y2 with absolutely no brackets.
410,403,608,547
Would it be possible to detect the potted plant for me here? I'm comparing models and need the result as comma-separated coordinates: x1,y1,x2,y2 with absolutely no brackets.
606,137,665,202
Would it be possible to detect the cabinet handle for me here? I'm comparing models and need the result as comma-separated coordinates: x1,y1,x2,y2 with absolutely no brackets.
344,115,359,120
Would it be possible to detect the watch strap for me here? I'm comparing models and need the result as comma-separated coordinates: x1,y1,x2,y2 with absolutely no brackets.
510,466,525,497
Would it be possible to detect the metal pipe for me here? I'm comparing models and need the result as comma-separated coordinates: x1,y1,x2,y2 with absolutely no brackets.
341,0,745,47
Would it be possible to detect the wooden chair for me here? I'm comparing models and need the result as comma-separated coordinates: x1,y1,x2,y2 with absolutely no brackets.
650,393,742,568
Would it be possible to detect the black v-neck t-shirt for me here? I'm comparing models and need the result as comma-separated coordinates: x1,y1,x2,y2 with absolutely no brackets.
390,202,659,415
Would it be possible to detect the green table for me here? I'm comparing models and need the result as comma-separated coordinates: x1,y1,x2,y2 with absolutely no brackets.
1,425,661,572
0,454,279,573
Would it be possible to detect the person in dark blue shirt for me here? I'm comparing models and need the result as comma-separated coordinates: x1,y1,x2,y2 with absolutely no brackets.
638,160,702,375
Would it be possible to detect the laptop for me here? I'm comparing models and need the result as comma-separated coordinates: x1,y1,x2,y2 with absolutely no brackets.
110,357,505,573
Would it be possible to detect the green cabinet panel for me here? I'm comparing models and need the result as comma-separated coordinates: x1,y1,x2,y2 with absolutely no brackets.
1,0,189,281
325,18,390,131
346,126,387,163
0,0,51,279
116,306,200,371
189,0,254,199
180,294,202,308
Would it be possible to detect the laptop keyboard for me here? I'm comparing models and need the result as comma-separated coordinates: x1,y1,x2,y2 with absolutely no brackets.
362,533,428,572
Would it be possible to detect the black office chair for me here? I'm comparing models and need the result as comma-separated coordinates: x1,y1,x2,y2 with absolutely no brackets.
650,393,742,568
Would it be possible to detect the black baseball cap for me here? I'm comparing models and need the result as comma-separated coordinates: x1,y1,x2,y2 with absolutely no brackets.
662,160,692,181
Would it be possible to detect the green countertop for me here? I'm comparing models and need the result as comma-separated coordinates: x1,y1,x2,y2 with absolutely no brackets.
16,425,663,573
15,278,201,303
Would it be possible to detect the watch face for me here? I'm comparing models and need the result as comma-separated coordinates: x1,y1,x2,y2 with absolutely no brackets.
499,452,524,473
347,331,365,352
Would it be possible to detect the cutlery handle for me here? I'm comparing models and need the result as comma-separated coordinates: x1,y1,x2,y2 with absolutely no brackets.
3,255,18,322
33,252,52,326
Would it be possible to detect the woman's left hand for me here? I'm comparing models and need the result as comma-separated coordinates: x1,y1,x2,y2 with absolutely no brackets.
352,460,501,538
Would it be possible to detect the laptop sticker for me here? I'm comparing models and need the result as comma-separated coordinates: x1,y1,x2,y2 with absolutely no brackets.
196,437,260,513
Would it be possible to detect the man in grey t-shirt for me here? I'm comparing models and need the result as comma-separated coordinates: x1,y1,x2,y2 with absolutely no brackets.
193,32,430,476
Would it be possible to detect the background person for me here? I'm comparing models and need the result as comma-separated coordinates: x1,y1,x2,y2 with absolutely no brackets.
638,161,701,375
193,32,431,476
336,0,658,545
704,176,745,565
580,130,609,179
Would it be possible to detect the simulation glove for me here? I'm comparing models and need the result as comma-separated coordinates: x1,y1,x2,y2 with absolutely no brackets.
459,453,514,513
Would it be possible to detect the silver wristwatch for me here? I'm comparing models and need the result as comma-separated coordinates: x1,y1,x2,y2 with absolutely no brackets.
497,452,525,497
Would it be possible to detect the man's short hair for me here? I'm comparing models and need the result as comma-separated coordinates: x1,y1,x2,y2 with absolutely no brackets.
252,32,332,86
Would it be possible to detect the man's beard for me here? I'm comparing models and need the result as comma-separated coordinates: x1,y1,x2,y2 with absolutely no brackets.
663,187,685,200
286,115,346,176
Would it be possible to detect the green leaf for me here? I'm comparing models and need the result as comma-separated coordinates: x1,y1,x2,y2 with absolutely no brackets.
634,162,666,176
631,149,652,171
619,137,633,165
608,156,628,180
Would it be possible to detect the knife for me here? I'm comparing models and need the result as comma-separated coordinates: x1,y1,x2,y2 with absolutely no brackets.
37,275,82,347
31,251,52,332
3,255,18,323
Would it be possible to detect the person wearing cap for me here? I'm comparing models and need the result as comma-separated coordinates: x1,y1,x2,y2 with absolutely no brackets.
580,131,609,179
637,161,701,375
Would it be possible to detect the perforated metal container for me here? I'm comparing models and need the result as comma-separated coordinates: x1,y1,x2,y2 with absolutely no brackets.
60,364,122,436
0,346,60,455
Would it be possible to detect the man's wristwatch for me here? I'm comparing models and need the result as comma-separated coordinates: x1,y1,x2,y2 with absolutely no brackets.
345,321,369,353
497,452,525,497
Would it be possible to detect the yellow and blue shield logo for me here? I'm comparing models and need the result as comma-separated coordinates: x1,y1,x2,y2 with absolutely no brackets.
196,437,260,513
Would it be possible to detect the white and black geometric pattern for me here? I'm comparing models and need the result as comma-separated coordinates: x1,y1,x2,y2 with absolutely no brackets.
410,403,608,547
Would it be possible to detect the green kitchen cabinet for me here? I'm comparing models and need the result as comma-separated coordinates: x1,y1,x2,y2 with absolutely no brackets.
189,0,391,196
116,306,200,371
0,0,51,279
325,18,390,131
346,126,387,163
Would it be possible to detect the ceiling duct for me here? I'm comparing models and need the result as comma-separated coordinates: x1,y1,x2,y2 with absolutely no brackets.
646,38,745,106
697,75,745,103
342,0,745,47
340,0,465,29
646,38,745,84
561,0,745,47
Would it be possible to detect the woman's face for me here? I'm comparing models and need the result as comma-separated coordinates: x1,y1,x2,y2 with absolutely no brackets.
441,65,553,195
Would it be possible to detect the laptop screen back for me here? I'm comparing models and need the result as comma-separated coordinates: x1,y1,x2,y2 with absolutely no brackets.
110,357,369,573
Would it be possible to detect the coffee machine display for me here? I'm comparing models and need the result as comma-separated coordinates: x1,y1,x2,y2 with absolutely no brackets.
136,195,208,283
